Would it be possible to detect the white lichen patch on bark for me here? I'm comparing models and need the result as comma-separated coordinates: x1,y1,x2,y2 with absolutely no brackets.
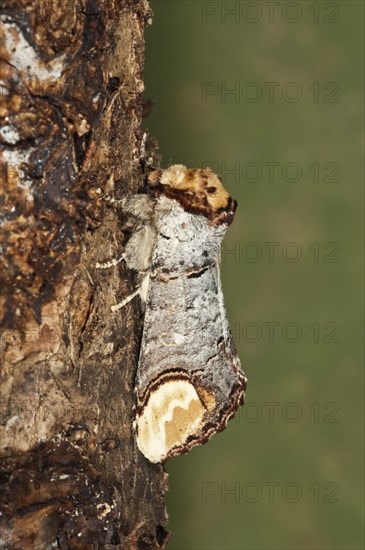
0,124,20,145
2,22,65,81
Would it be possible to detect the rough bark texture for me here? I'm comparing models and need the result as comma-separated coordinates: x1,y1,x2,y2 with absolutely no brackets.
0,1,169,548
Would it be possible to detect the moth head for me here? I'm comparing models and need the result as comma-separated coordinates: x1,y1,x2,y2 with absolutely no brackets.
148,165,237,226
135,372,216,463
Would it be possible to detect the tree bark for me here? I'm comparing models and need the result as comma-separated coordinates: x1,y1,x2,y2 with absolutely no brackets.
0,1,169,548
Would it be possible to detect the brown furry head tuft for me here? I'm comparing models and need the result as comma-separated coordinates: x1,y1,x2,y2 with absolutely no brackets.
148,165,237,226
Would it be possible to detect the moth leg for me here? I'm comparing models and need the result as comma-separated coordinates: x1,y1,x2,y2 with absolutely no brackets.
95,193,155,311
95,194,154,270
111,287,140,312
102,194,155,221
111,272,150,312
95,254,125,270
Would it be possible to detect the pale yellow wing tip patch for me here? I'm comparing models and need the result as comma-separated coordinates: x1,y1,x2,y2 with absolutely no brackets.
136,380,205,464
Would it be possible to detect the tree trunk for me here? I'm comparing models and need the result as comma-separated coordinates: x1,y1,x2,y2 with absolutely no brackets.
0,1,169,548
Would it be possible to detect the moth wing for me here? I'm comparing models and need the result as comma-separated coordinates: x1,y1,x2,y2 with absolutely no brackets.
135,259,246,463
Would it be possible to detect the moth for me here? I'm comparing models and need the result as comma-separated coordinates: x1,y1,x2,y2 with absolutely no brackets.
101,165,247,463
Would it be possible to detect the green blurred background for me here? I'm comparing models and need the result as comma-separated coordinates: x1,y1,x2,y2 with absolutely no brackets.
144,1,364,548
